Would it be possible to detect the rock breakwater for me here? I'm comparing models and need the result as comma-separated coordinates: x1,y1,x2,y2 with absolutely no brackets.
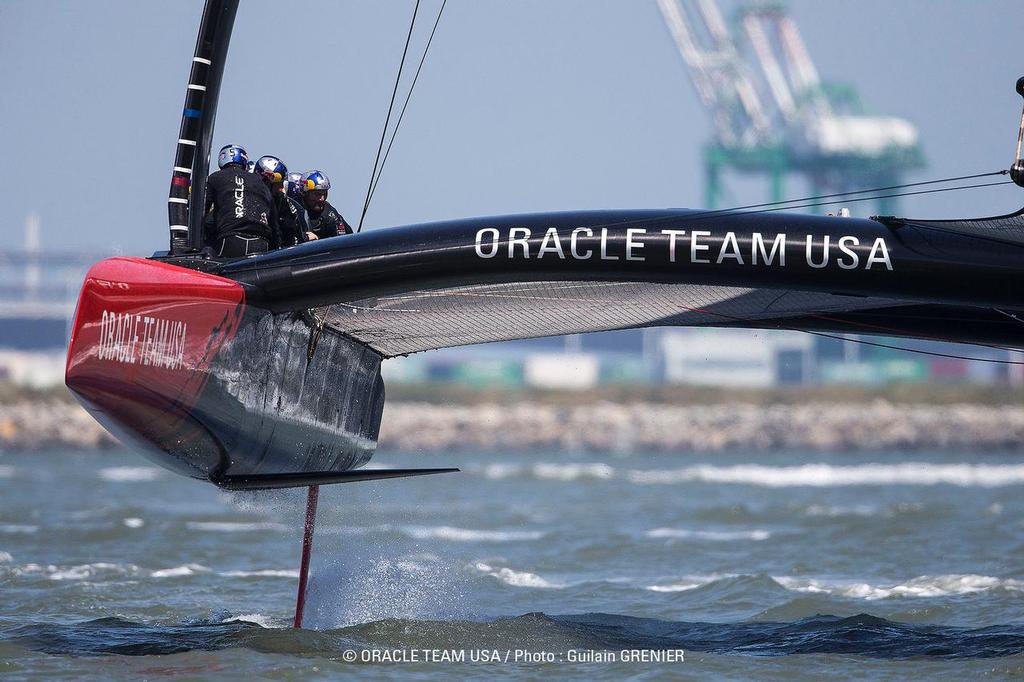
5,400,1024,452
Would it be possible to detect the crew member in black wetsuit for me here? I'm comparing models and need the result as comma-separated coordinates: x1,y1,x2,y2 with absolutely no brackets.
297,170,353,241
254,155,303,247
204,144,277,258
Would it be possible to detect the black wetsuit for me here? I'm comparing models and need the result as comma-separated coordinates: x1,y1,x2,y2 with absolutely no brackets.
205,165,277,256
274,192,304,247
298,200,353,240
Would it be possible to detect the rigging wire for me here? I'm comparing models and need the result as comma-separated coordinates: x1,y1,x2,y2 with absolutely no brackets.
358,0,422,234
676,305,1024,365
797,330,1024,365
729,180,1015,216
501,177,1020,240
681,170,1009,219
366,0,447,210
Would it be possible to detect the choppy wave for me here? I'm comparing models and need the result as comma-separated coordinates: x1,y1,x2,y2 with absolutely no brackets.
15,562,139,581
401,525,545,542
644,528,772,541
628,463,1024,487
10,612,1024,659
473,562,563,588
802,504,881,517
466,461,1024,487
219,569,299,578
646,574,732,593
774,574,1024,600
98,466,162,482
151,563,210,578
220,613,276,627
185,521,289,533
0,551,12,562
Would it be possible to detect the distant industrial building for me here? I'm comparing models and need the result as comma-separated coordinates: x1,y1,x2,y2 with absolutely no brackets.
659,329,812,388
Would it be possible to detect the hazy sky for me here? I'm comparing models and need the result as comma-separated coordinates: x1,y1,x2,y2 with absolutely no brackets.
2,1,1023,255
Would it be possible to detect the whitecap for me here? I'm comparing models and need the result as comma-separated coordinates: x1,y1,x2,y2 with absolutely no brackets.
773,574,1024,600
628,463,1024,487
532,463,614,481
0,524,37,534
402,525,545,542
220,569,299,578
0,465,15,478
222,613,276,628
151,563,210,578
123,517,144,528
645,574,734,593
0,551,13,563
469,462,614,481
186,521,289,532
473,562,562,588
646,581,703,593
16,562,137,581
802,504,878,517
473,463,524,480
644,528,772,541
99,466,162,482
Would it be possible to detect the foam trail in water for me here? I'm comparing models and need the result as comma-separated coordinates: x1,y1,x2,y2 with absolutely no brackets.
400,525,545,542
645,528,772,541
629,463,1024,487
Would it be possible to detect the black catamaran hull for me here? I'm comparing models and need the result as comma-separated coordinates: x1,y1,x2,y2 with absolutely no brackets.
65,257,385,487
66,209,1024,487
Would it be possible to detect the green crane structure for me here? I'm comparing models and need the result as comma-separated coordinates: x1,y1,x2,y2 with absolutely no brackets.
657,0,924,213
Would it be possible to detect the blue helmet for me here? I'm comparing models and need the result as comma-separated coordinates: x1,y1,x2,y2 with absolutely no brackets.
301,170,331,194
218,144,248,169
286,171,304,200
255,155,288,184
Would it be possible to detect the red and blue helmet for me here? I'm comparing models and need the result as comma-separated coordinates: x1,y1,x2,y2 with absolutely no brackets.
255,155,288,184
301,170,331,194
218,144,249,169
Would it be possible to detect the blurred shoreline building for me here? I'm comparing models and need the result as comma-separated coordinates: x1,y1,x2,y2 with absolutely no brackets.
0,214,105,387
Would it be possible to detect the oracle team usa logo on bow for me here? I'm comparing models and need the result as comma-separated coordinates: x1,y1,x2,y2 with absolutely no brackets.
473,226,894,271
96,310,188,370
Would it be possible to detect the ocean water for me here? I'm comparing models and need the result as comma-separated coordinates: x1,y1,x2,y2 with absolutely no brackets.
3,446,1024,679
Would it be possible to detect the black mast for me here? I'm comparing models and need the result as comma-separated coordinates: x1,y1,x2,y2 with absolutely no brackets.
167,0,239,255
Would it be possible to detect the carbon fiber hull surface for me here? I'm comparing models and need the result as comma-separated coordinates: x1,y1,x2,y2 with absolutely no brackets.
65,258,384,485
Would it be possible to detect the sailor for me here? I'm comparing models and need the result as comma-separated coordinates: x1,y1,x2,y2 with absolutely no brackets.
297,170,353,241
204,144,277,257
254,155,303,247
286,171,305,203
